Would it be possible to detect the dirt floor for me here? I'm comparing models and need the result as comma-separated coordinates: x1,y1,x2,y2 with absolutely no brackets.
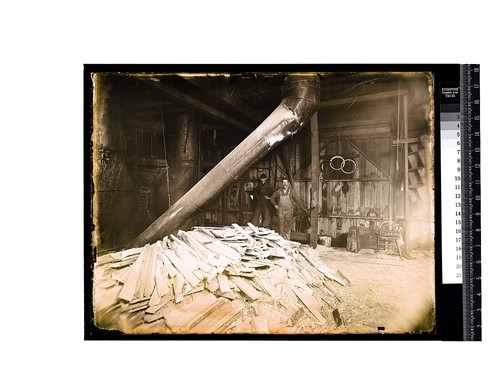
315,244,435,335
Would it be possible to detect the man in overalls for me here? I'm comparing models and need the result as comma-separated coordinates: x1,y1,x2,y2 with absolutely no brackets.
270,177,305,240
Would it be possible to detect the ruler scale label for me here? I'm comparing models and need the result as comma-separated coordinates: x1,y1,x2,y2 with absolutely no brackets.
460,64,481,341
440,86,462,284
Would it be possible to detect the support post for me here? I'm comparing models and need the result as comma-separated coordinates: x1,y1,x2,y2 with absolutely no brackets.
403,92,410,254
310,113,320,248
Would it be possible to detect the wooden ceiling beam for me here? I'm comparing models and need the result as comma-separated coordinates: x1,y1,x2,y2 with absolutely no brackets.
134,76,257,133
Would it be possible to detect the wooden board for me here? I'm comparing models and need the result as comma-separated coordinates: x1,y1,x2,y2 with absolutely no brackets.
229,276,262,301
164,250,201,287
317,265,346,286
120,247,143,260
217,274,231,293
205,241,240,262
111,267,131,284
145,293,173,314
163,292,218,333
148,286,161,306
181,298,227,332
159,252,178,277
173,273,185,303
118,246,146,302
232,223,255,244
253,275,276,298
156,262,170,297
144,245,157,297
174,232,212,263
292,286,327,325
190,299,244,334
247,222,261,234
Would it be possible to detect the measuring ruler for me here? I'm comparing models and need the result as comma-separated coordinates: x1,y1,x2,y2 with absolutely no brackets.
460,64,481,341
439,65,481,340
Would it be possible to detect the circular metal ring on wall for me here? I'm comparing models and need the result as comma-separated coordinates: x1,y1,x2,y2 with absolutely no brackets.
342,158,357,174
329,155,345,171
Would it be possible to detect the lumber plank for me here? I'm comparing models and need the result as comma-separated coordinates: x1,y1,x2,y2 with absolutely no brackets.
164,250,201,287
317,265,346,286
298,258,325,281
95,253,116,265
214,290,237,300
186,229,214,244
145,293,173,314
205,241,240,262
156,262,169,297
231,223,255,244
253,275,276,298
196,227,217,239
160,252,178,277
170,237,201,271
182,298,227,332
322,282,343,303
300,268,315,286
163,292,218,333
109,258,136,268
206,278,219,293
137,245,152,298
229,276,262,301
145,245,157,297
185,284,205,295
143,309,164,323
298,249,321,268
111,267,131,284
190,299,244,334
120,247,143,259
292,286,327,325
247,222,261,234
178,231,216,262
148,286,161,306
217,274,231,293
128,302,149,313
282,283,299,307
337,269,351,285
118,246,146,302
173,273,185,303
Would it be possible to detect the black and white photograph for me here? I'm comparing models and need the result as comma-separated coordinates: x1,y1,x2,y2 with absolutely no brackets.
89,68,435,336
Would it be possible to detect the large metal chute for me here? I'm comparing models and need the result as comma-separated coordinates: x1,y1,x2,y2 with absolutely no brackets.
127,75,320,249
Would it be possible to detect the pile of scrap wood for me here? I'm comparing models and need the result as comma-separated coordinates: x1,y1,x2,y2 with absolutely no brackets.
93,224,349,334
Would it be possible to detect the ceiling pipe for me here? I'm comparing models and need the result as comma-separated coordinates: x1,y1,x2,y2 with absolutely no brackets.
126,75,320,249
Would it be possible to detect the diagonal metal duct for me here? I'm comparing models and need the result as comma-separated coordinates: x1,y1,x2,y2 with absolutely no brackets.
126,75,320,249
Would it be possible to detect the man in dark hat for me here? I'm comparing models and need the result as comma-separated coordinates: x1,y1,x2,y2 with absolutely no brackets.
251,173,275,228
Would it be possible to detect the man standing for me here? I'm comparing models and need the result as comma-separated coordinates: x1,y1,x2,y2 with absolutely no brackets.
270,177,306,240
251,173,275,228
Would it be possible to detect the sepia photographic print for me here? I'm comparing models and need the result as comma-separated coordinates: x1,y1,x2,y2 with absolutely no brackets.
87,67,435,337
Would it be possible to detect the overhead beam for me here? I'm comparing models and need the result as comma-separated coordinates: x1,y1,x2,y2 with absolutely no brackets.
184,76,268,124
135,76,256,133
